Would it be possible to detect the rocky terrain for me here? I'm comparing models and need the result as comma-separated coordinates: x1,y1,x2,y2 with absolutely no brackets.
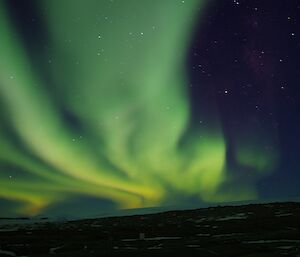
0,202,299,257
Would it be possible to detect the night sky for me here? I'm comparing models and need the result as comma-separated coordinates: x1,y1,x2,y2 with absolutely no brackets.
0,0,299,217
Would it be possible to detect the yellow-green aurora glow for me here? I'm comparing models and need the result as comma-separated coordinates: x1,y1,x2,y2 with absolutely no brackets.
0,0,277,215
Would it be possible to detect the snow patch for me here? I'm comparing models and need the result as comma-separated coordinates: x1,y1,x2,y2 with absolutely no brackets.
0,228,19,232
148,245,163,250
212,233,244,238
49,246,64,254
277,246,295,249
122,236,181,241
0,249,16,256
275,213,293,217
216,213,248,221
197,233,211,236
244,240,300,244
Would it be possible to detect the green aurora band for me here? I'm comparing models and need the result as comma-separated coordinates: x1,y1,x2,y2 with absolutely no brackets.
0,0,278,215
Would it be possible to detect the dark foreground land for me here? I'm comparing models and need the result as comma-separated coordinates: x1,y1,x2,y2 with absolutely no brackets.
0,202,300,257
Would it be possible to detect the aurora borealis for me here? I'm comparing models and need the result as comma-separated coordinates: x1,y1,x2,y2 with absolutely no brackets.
0,0,299,216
